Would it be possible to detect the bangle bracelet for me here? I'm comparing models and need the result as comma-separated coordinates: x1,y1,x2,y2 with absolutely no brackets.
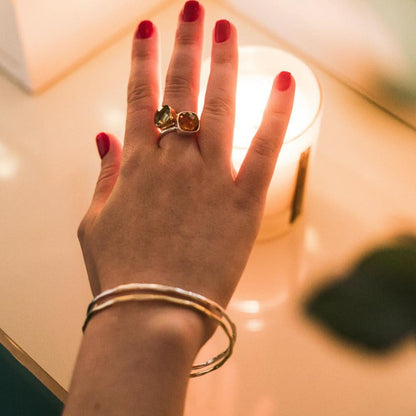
82,283,237,377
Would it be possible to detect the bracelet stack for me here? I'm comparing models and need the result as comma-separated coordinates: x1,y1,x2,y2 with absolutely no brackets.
82,283,237,377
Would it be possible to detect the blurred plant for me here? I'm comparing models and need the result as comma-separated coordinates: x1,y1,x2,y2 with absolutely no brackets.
305,235,416,352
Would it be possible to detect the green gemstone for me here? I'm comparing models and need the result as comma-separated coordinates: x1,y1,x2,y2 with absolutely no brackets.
154,105,176,128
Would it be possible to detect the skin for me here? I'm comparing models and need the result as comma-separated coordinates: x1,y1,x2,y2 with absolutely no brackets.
63,3,295,415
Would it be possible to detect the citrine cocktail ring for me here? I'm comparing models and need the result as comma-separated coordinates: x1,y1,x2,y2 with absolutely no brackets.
154,105,200,138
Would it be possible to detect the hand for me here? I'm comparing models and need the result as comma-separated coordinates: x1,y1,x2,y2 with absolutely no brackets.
66,3,295,414
77,4,294,317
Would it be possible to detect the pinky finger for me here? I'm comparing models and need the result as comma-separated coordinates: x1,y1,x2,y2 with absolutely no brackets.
236,71,295,203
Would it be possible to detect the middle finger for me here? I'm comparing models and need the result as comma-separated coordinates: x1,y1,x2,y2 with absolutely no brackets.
160,1,204,150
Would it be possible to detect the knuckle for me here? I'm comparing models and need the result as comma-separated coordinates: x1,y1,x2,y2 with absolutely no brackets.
119,144,148,178
175,27,199,47
97,165,116,187
252,135,278,159
233,193,261,216
132,43,153,61
165,72,197,97
213,52,236,67
127,82,151,107
269,110,288,128
118,160,135,181
203,92,233,118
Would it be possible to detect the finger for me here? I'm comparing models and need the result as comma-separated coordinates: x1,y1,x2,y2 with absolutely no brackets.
125,20,160,150
199,20,238,167
159,1,204,150
236,72,295,203
90,132,122,213
163,1,204,111
78,132,122,297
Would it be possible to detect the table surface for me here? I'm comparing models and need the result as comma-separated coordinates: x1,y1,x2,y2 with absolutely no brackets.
1,0,416,414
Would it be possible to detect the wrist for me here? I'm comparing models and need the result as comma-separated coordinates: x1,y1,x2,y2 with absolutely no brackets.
84,300,208,359
82,282,235,377
66,301,206,415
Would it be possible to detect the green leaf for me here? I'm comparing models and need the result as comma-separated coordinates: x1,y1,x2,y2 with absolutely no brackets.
305,236,416,352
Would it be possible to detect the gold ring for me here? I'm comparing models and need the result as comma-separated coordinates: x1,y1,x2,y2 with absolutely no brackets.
154,105,200,135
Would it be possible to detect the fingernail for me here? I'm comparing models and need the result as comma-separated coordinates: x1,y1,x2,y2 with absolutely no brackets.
135,20,154,39
215,20,231,43
276,71,292,91
96,132,110,159
182,1,200,22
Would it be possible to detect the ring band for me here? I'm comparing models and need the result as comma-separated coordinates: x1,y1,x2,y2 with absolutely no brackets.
154,105,200,136
158,126,178,138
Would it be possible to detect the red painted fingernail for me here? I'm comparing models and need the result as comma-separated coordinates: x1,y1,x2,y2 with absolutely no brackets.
276,71,292,91
96,132,110,159
182,1,200,22
215,20,231,43
135,20,154,39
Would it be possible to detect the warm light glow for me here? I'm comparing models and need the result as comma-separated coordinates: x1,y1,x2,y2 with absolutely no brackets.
101,107,125,140
233,74,312,171
0,142,19,180
232,292,289,313
245,318,265,332
305,225,321,254
233,300,261,314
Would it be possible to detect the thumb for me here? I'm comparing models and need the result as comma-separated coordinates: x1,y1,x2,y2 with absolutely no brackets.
91,132,122,211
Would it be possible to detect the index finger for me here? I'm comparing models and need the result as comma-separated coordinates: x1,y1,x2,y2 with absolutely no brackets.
124,20,160,151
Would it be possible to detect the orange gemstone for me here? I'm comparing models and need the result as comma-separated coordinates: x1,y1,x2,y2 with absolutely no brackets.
178,112,199,132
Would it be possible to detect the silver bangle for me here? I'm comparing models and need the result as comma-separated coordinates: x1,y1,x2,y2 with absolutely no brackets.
83,283,237,377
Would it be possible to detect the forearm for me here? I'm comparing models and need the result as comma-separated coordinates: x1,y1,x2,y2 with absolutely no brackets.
63,302,206,416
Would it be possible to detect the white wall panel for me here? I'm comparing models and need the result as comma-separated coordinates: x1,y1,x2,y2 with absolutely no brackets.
223,0,416,127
